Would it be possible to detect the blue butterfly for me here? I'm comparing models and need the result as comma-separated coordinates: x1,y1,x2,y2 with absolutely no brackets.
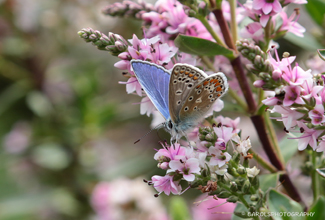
131,60,228,140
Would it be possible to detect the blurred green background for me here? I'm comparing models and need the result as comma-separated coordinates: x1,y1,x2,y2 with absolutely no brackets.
0,0,324,220
0,0,171,219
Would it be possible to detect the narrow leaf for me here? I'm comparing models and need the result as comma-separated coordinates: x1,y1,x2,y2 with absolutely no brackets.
267,189,304,220
305,0,325,27
316,168,325,179
307,196,325,220
174,35,235,59
317,49,325,61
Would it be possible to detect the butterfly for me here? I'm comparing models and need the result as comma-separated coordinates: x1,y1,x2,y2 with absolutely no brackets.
130,60,228,141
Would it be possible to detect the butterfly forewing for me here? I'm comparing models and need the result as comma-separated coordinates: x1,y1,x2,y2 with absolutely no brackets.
131,60,171,120
169,64,207,123
178,73,228,123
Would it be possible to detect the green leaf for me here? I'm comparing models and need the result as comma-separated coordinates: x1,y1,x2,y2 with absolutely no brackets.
305,0,325,27
283,32,323,52
279,136,298,163
169,197,191,220
259,173,279,192
317,49,325,61
316,168,325,179
232,202,250,220
307,196,325,220
174,35,235,59
267,189,304,220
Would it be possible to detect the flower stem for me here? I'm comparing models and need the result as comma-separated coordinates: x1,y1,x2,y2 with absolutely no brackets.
196,15,227,48
212,8,236,52
248,149,277,173
264,112,284,164
311,150,320,201
200,56,248,111
228,0,238,44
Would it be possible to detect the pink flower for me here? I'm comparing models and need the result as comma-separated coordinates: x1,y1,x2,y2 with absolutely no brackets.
140,96,156,116
208,147,231,167
279,10,305,37
168,158,200,181
308,104,325,125
214,116,240,133
240,22,264,41
262,96,281,106
271,105,304,129
283,63,312,86
284,0,307,4
192,195,236,220
213,126,233,143
292,122,323,150
253,0,282,15
283,85,304,106
151,175,182,195
300,78,323,101
154,143,186,163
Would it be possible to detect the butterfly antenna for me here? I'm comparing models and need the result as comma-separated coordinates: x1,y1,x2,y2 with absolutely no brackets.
134,123,165,144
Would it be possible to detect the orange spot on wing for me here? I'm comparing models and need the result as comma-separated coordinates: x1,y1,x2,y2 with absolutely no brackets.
180,70,185,73
203,81,209,86
215,82,220,86
185,71,189,75
196,85,202,89
217,94,221,97
189,73,194,77
193,76,198,80
216,87,222,92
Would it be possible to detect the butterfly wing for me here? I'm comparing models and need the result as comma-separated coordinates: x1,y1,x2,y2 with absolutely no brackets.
131,60,171,120
168,64,207,124
178,72,228,128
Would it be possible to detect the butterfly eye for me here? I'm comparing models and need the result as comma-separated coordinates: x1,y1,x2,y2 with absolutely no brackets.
168,120,173,129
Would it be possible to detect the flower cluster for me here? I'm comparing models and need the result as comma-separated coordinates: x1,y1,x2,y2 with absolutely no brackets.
240,0,306,46
238,39,325,152
145,116,260,205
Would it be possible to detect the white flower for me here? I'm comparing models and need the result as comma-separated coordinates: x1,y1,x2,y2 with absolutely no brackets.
246,166,260,177
232,134,252,156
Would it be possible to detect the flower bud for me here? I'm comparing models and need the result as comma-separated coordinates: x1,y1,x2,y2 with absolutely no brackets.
250,194,260,201
227,195,239,203
272,69,281,80
241,180,251,194
158,162,169,170
232,151,240,163
264,60,273,73
237,166,247,175
217,191,232,198
230,182,238,192
254,55,263,68
89,34,97,40
259,72,271,79
251,176,259,189
253,80,265,88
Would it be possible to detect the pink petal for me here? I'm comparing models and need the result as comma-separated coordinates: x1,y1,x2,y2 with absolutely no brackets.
262,3,272,14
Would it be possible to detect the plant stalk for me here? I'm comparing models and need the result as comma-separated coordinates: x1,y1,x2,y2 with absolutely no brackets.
228,0,238,44
311,150,319,201
196,15,227,48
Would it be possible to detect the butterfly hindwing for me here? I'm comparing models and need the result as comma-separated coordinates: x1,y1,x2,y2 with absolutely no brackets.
169,64,207,123
178,72,228,123
131,60,171,120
